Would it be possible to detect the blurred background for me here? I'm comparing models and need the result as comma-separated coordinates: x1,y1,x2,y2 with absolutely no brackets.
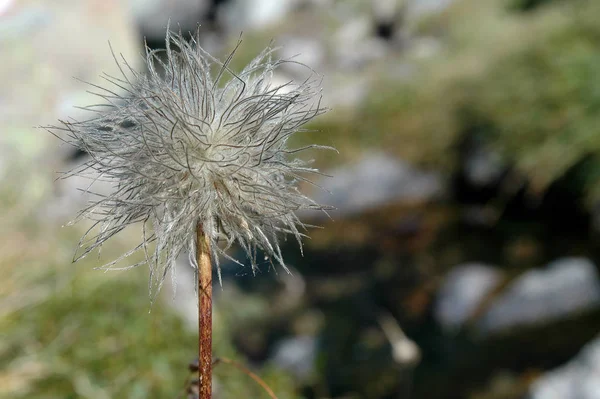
1,0,600,398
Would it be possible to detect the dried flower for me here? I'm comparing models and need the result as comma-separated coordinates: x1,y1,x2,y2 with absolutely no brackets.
50,30,333,294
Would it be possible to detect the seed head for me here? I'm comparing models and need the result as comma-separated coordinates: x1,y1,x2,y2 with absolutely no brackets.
49,30,333,294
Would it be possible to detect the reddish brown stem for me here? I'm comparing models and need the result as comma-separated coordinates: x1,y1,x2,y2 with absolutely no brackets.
197,224,212,399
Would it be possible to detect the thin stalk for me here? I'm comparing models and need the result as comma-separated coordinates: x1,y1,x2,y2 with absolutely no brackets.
197,223,212,399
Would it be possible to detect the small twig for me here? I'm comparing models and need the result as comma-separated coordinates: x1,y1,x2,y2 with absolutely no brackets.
378,311,421,367
213,357,279,399
377,311,420,399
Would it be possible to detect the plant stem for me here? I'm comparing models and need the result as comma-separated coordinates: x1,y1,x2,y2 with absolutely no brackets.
197,223,212,399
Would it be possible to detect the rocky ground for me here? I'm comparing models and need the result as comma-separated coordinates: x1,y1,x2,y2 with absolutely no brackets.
1,0,599,399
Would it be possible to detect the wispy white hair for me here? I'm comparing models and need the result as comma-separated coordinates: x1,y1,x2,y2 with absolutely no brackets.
49,30,333,296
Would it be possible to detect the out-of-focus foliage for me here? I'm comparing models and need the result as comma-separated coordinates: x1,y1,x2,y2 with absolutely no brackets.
0,167,298,399
468,1,600,199
510,0,564,12
307,0,600,204
4,0,600,398
1,273,195,399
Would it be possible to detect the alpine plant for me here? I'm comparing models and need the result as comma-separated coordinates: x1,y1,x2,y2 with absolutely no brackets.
50,30,333,295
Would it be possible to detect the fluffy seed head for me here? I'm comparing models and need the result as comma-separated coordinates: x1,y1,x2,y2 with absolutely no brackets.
50,30,333,295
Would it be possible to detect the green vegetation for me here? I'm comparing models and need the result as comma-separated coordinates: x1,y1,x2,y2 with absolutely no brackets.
305,0,600,204
1,273,196,399
510,0,565,11
469,0,600,199
0,169,297,399
3,0,600,397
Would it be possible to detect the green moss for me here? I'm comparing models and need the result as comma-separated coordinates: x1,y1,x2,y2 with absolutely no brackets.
467,1,600,198
0,169,298,399
1,256,299,399
302,0,600,206
0,270,193,398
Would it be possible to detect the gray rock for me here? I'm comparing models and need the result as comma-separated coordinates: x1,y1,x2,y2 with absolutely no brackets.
434,263,504,331
272,335,317,381
323,75,370,110
372,0,401,23
464,142,505,187
128,0,210,39
0,4,51,39
278,37,326,77
530,335,600,399
478,258,600,334
333,17,388,70
218,0,299,31
310,152,445,218
407,0,455,19
0,0,139,220
0,0,139,139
